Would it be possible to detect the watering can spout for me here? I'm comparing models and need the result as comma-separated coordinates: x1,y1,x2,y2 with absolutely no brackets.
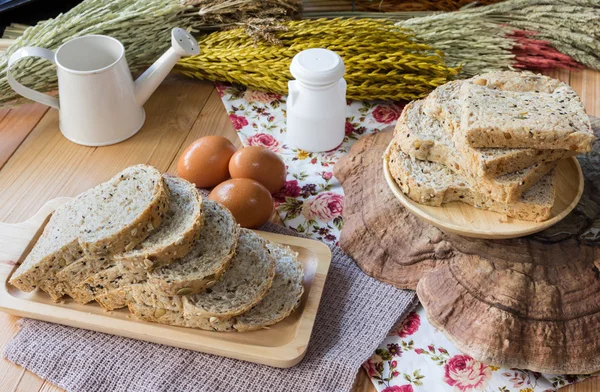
134,28,200,106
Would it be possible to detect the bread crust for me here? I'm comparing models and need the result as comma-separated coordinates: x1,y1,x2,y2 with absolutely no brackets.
386,141,555,222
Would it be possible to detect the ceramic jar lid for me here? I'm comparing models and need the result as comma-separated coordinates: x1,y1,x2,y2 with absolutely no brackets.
290,48,345,86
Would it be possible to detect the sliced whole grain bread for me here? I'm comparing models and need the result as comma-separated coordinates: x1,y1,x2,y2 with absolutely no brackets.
77,164,170,256
9,202,84,293
182,229,275,318
128,302,214,330
9,164,168,295
386,141,556,222
210,242,304,332
128,242,303,332
87,199,239,311
394,99,559,203
43,256,110,301
48,175,203,305
147,199,239,296
66,262,147,305
116,176,204,272
457,73,594,151
422,80,573,177
470,71,562,93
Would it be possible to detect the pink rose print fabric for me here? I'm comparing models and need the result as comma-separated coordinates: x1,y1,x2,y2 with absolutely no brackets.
218,83,590,392
443,354,491,391
364,307,589,392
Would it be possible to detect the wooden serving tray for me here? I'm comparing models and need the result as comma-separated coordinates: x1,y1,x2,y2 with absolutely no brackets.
0,198,332,368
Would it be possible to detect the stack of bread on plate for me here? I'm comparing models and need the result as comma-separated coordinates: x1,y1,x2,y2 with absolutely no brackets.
9,165,304,332
386,71,595,222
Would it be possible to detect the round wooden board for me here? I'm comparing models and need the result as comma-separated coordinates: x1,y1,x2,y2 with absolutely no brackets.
383,144,584,239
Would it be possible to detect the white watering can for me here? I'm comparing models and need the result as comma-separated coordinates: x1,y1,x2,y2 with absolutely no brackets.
7,28,199,146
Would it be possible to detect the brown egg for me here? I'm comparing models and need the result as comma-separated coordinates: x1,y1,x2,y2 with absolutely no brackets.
209,178,273,228
177,136,237,188
229,146,286,193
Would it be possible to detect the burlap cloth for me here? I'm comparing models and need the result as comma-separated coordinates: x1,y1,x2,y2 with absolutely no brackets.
3,222,417,392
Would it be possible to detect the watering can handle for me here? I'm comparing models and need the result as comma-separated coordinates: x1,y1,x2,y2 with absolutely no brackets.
7,47,60,109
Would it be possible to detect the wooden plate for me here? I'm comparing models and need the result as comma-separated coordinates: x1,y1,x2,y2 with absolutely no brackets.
383,145,584,239
0,198,332,368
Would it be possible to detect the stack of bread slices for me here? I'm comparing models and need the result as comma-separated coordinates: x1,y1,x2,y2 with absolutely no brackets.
386,71,595,222
9,165,304,332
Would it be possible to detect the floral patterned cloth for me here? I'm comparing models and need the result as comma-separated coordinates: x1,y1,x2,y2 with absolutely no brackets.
217,83,590,392
364,307,589,392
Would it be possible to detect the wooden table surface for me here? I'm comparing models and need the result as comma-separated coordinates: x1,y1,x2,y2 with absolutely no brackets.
0,71,598,392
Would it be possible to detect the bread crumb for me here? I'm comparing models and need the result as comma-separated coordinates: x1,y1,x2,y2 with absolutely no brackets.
499,214,510,223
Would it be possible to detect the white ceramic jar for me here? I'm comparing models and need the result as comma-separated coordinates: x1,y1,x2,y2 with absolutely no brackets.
287,48,347,152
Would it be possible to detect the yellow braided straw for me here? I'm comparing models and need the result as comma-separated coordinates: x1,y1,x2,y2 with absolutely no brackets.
177,18,459,101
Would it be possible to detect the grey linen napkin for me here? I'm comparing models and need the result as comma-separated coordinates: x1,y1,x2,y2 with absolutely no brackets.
3,223,417,392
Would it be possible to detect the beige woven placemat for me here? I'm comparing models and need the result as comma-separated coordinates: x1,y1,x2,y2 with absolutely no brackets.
3,223,417,392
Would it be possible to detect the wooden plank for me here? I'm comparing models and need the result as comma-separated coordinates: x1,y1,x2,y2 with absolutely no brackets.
569,69,600,117
14,372,44,392
0,108,10,124
38,381,64,392
0,104,48,170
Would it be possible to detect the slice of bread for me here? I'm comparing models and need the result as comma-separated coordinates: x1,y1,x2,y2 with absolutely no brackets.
458,75,594,151
394,100,558,203
147,199,239,296
128,302,214,330
67,262,146,305
386,141,556,222
85,199,239,311
422,80,573,177
210,242,304,332
9,202,84,293
182,229,275,319
77,164,170,256
470,71,563,93
43,256,110,301
46,176,203,304
116,176,204,272
128,242,303,332
9,165,169,295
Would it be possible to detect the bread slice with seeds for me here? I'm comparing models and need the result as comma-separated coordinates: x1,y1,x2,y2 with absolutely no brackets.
210,242,304,332
77,164,169,256
62,177,204,308
421,79,573,177
426,71,593,152
394,99,559,203
131,229,275,321
146,199,239,296
66,262,147,305
459,81,594,151
128,302,213,329
9,164,168,295
128,241,302,332
115,176,204,272
386,141,556,222
85,199,239,311
9,202,84,293
182,229,275,319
